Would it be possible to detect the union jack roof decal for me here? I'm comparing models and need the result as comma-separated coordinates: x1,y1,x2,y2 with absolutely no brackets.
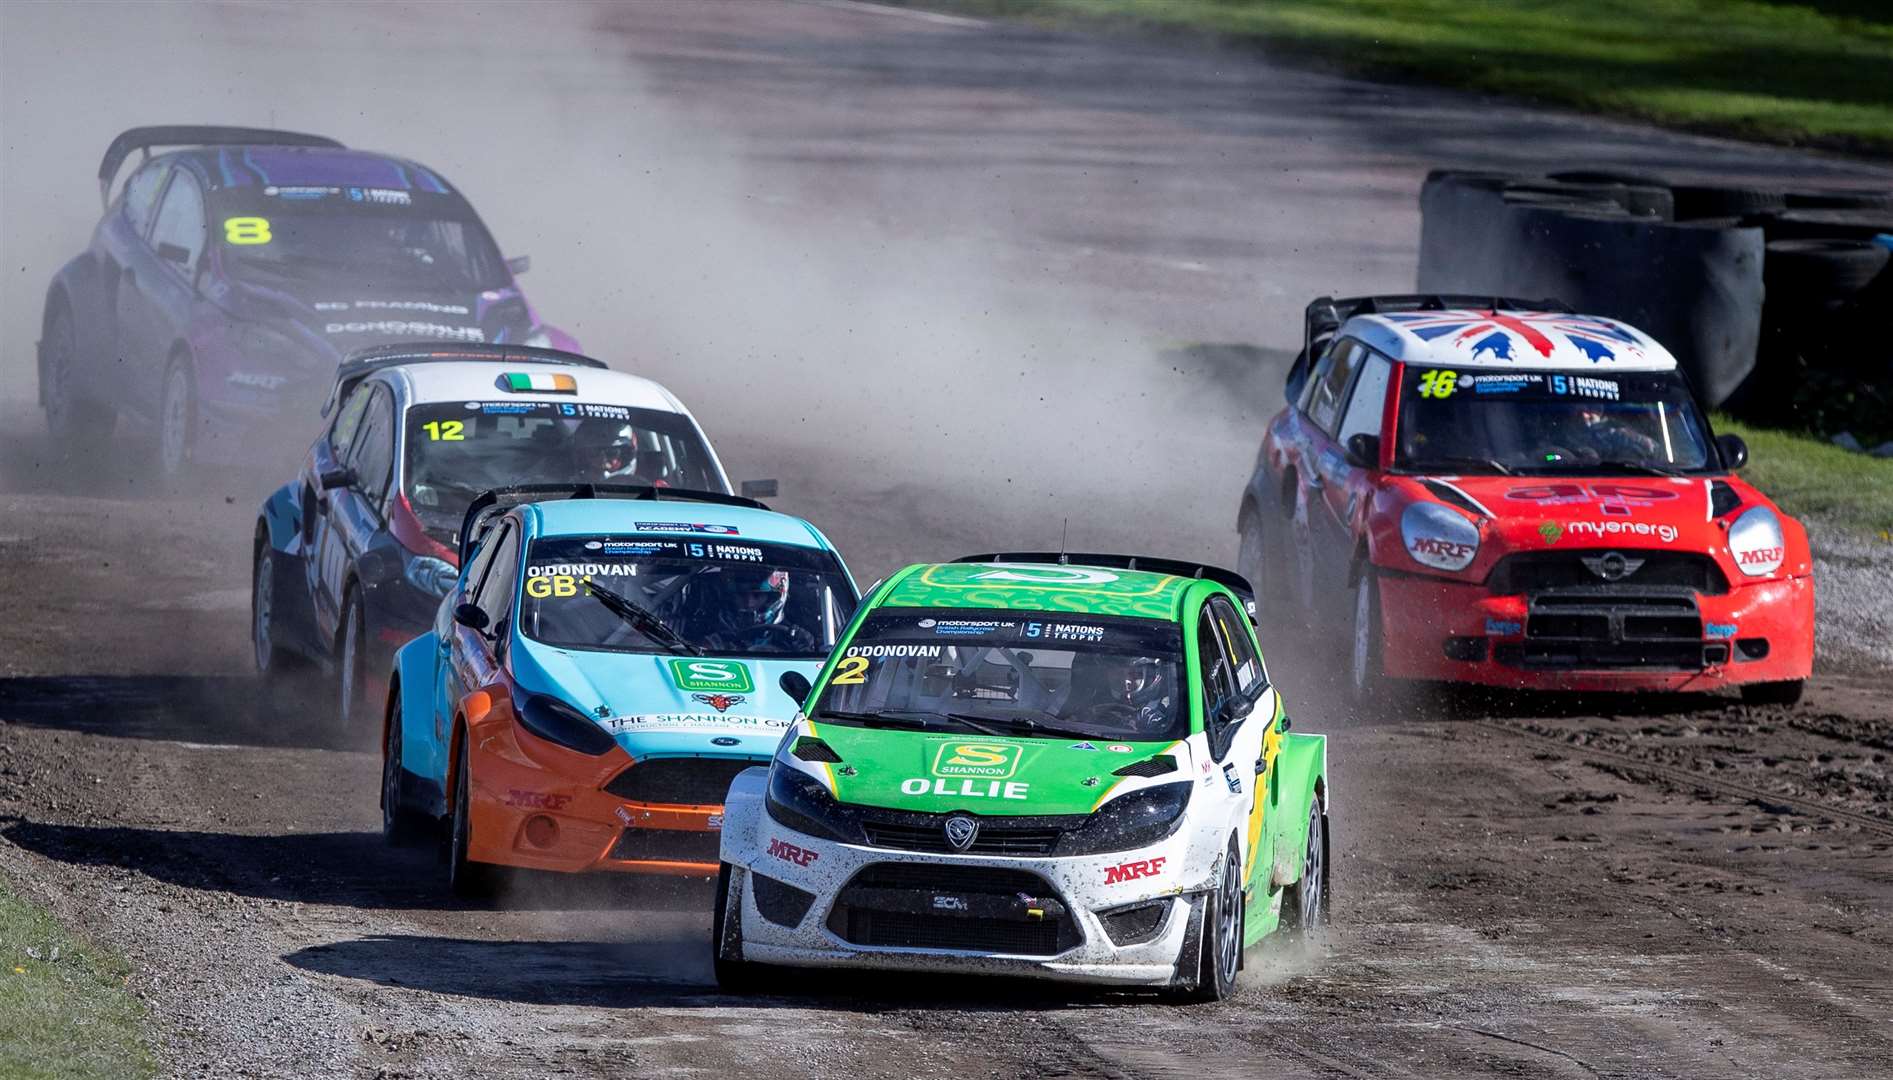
1352,309,1675,372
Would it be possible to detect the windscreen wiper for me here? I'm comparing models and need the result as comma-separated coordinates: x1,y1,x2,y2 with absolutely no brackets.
1589,460,1688,477
964,713,1098,741
814,709,958,732
584,579,702,657
1419,455,1513,475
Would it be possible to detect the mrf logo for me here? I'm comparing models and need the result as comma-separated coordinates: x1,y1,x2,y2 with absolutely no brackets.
1104,856,1166,884
931,741,1023,779
691,693,746,713
506,790,571,811
767,837,818,866
666,658,754,694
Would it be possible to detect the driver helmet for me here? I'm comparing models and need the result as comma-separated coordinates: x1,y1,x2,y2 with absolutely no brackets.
1102,654,1167,708
572,421,638,480
715,568,788,631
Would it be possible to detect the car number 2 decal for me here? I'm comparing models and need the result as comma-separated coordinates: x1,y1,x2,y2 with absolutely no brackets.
831,656,869,685
222,216,272,245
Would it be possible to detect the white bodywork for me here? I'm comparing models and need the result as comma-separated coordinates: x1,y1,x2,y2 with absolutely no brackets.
1347,309,1680,372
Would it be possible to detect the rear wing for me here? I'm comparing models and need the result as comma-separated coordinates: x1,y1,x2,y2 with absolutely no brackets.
1289,293,1569,403
951,552,1256,617
457,483,769,566
321,343,609,418
98,125,343,206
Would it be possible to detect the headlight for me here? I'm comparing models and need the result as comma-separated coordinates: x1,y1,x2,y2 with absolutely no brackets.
516,694,616,756
1401,502,1480,572
403,555,457,598
1728,505,1786,577
765,765,864,844
1057,781,1192,856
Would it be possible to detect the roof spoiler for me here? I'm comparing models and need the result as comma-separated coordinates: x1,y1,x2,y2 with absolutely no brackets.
951,551,1257,616
98,125,344,207
456,483,769,566
321,343,609,419
1303,293,1570,353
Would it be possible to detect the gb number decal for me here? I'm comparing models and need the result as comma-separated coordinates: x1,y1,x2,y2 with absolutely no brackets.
222,216,272,245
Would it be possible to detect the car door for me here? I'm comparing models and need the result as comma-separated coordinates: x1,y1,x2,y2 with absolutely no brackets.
1287,339,1360,598
1316,347,1394,588
438,519,520,765
85,159,170,406
432,518,507,768
119,168,207,416
313,384,396,646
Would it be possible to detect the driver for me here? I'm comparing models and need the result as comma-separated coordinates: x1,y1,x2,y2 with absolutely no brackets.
1069,654,1172,735
692,568,806,650
1550,405,1662,462
571,421,638,482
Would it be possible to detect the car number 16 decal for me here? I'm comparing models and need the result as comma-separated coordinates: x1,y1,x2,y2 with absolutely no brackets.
222,216,272,245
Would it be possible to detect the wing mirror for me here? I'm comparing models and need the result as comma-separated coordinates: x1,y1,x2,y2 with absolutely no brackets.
453,603,489,632
505,254,531,276
318,466,356,492
1717,433,1748,471
1345,433,1381,469
741,479,779,499
779,670,812,703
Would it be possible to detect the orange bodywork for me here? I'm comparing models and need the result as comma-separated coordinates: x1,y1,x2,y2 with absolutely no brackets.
456,686,723,877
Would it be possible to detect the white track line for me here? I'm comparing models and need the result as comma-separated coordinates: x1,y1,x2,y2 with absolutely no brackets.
813,0,987,29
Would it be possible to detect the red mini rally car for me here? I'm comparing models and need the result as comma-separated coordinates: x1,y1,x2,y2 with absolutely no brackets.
1239,295,1813,704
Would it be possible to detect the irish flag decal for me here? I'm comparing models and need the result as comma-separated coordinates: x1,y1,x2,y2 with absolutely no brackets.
501,371,578,394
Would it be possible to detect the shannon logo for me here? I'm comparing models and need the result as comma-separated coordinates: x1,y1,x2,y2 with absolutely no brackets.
932,741,1023,779
665,659,755,694
691,693,746,713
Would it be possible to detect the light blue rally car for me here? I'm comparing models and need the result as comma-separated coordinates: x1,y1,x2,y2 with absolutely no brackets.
380,484,860,895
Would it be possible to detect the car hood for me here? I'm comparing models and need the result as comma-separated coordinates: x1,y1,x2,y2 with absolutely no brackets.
214,277,535,362
795,720,1187,816
512,642,822,761
1428,474,1725,550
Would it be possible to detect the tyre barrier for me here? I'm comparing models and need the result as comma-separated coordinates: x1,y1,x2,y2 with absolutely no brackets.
1417,170,1893,431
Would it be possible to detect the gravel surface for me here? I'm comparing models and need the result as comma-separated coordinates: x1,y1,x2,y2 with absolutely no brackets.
2,3,1890,1078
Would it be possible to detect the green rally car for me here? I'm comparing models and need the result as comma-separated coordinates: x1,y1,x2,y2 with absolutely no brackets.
713,553,1330,999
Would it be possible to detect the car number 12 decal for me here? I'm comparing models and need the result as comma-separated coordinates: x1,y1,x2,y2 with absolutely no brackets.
222,216,272,245
422,420,465,441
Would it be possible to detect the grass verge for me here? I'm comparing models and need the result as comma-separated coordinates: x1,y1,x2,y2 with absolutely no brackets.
0,875,152,1080
1716,415,1893,540
903,0,1893,153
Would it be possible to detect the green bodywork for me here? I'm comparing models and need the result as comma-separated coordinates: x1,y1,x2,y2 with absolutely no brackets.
805,562,1328,943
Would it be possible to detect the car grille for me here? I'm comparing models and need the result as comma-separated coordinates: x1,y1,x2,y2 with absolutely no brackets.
604,756,768,806
826,863,1080,957
858,810,1081,856
1486,551,1728,595
608,827,720,863
1496,589,1718,671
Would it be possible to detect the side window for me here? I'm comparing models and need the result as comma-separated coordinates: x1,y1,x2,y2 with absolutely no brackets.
473,523,521,630
327,384,374,462
121,162,170,236
149,171,206,276
1306,340,1362,434
1335,350,1393,449
1197,608,1237,756
346,387,396,508
1208,597,1264,697
456,519,504,604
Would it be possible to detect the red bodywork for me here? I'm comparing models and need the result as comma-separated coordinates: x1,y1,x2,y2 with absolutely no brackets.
1255,364,1815,693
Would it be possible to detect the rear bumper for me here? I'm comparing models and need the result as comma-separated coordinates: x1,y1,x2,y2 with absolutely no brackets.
1377,570,1814,692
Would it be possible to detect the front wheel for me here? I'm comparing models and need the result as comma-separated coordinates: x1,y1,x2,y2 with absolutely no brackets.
1346,566,1386,709
447,738,503,900
157,360,197,484
712,862,766,992
1741,679,1804,707
337,590,372,734
381,695,429,847
252,546,300,679
1182,839,1244,1002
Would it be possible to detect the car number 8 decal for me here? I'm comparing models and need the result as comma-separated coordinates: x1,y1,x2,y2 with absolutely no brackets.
223,216,272,245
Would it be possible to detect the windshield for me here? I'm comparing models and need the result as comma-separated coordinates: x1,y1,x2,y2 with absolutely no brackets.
404,401,723,542
519,535,855,659
1396,367,1715,473
214,190,507,293
812,610,1187,741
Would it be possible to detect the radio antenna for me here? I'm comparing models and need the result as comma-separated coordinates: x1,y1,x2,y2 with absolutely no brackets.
1058,518,1070,564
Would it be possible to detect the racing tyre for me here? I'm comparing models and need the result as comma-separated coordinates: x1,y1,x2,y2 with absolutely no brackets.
1184,839,1244,1002
381,694,430,847
1280,797,1329,939
41,301,117,448
1346,566,1387,709
252,547,301,680
1236,506,1281,611
712,862,768,992
1289,492,1318,616
157,359,197,485
1741,679,1805,707
337,590,373,735
447,739,504,900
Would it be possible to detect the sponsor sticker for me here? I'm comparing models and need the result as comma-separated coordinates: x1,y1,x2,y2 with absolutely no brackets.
1539,522,1564,544
900,777,1030,800
634,522,740,535
602,713,786,732
691,693,746,713
1558,520,1679,544
844,644,943,658
1484,618,1522,637
767,837,818,866
504,790,571,810
666,659,755,694
1103,856,1166,885
1107,744,1134,754
931,742,1023,778
1705,622,1738,639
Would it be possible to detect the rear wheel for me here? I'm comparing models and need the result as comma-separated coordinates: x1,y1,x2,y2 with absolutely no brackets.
1281,797,1329,938
381,695,429,847
712,862,765,992
1741,679,1805,707
41,301,116,446
1184,839,1244,1002
447,738,502,899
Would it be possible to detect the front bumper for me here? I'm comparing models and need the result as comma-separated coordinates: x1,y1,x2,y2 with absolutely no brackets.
1378,568,1815,692
725,820,1214,986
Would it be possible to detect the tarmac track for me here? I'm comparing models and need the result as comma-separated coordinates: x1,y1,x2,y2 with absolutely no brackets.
1,3,1891,1078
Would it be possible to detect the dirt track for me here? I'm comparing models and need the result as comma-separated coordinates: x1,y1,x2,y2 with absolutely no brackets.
3,3,1892,1078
